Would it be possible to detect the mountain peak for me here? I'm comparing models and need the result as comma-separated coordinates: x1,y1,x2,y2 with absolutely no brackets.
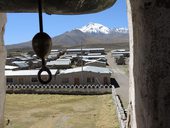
77,22,111,34
76,23,128,34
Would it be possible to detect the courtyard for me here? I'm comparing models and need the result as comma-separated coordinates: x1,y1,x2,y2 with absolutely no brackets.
4,94,119,128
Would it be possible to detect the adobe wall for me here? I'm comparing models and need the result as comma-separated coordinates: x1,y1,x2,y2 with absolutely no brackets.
127,0,170,128
0,13,6,128
57,72,111,85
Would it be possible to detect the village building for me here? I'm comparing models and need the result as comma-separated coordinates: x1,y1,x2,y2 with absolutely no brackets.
47,59,71,69
48,49,61,60
51,49,59,53
112,49,130,57
5,66,112,86
24,56,34,61
97,58,107,62
87,53,102,56
6,58,15,65
5,65,19,70
63,48,106,66
85,60,106,67
13,56,33,62
111,49,129,65
81,55,106,60
12,61,29,70
61,54,77,59
5,69,58,85
76,57,107,66
65,48,105,55
21,53,34,59
47,54,58,61
56,66,112,85
29,60,41,69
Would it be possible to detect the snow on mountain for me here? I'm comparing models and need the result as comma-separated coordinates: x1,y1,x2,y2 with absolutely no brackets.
77,23,111,34
77,22,128,34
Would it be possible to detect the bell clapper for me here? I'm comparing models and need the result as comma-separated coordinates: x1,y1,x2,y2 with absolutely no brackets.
32,0,52,84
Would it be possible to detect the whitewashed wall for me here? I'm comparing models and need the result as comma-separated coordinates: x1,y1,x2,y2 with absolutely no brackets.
126,0,170,128
0,13,6,128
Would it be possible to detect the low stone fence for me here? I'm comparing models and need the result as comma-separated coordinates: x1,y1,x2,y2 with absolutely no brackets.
112,87,127,128
6,84,112,95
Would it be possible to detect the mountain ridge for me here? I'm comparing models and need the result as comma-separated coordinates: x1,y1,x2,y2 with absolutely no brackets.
6,23,129,50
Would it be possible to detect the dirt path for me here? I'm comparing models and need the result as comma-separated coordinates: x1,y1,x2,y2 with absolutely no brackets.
106,52,129,107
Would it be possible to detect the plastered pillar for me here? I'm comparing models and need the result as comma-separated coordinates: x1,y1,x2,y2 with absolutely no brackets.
126,0,170,128
126,0,137,127
0,13,7,128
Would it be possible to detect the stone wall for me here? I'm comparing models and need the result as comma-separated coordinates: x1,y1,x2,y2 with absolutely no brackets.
0,13,6,128
112,88,126,128
6,84,112,95
127,0,170,128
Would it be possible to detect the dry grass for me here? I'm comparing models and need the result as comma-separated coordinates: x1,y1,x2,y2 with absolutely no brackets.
4,94,119,128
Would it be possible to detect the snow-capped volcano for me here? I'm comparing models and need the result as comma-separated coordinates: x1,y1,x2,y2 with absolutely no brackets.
6,22,129,50
77,22,128,34
77,23,111,34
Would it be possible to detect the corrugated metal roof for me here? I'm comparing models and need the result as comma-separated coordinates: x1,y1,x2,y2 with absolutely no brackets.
112,51,129,54
60,66,112,74
5,65,18,70
112,49,126,52
82,55,106,59
64,54,77,57
14,63,29,68
82,58,106,63
87,53,102,56
85,60,106,65
51,49,59,52
12,61,27,64
5,69,57,76
82,59,96,62
14,57,30,61
66,48,105,52
47,59,71,66
32,60,40,63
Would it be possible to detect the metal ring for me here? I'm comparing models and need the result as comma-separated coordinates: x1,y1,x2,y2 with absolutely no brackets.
38,66,52,84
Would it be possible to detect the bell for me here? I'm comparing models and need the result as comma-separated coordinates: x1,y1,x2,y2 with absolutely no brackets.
32,32,52,59
0,0,116,14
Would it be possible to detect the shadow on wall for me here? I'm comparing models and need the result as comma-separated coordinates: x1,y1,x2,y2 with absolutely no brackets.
110,78,120,88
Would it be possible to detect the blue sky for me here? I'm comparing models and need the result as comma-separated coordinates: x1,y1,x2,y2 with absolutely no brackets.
4,0,128,45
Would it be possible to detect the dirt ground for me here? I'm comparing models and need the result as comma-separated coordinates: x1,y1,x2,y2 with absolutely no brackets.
4,94,119,128
106,52,129,107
